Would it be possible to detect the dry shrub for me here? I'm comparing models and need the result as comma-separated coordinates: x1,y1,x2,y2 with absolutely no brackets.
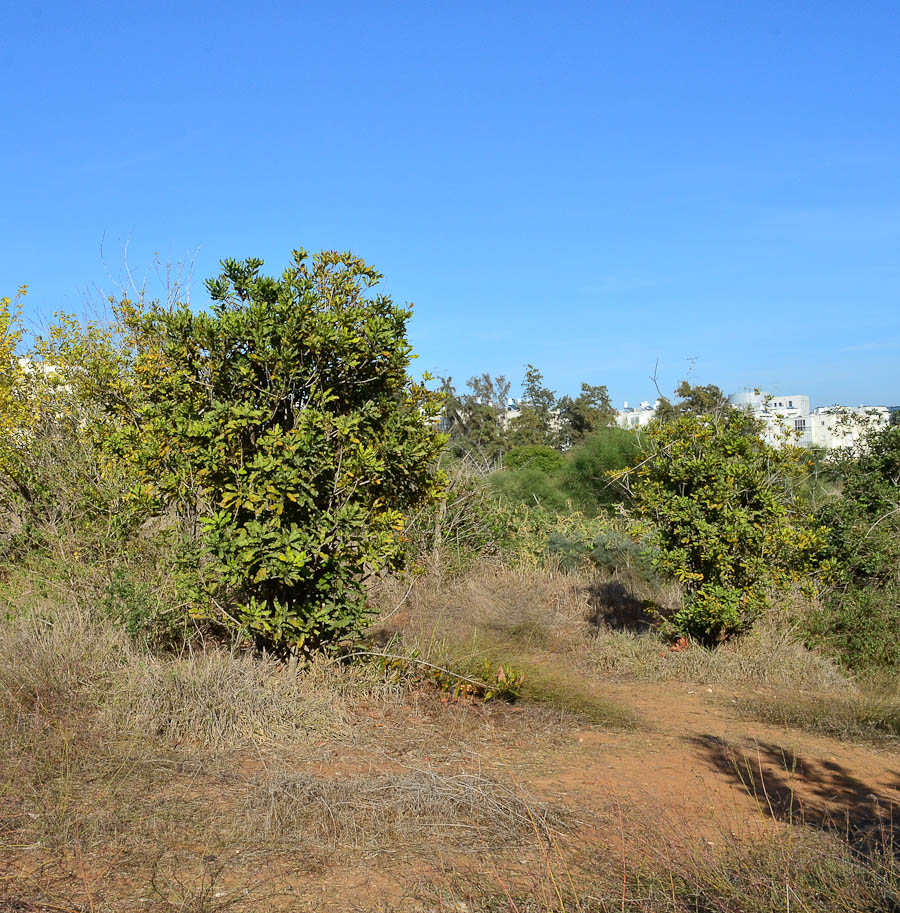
586,566,683,633
0,594,131,718
108,651,351,748
373,562,849,696
371,563,592,647
239,766,562,848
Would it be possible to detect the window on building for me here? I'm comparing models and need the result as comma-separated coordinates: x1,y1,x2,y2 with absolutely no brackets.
788,400,794,408
795,419,806,432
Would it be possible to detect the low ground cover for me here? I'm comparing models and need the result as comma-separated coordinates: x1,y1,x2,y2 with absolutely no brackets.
2,559,896,912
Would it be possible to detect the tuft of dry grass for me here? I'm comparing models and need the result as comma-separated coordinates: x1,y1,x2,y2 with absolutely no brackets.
0,594,131,718
108,651,350,748
0,595,410,754
732,691,900,746
419,812,900,913
370,563,591,648
584,620,851,691
238,767,563,849
626,812,900,913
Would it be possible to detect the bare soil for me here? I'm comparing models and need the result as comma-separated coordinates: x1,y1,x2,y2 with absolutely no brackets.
2,678,898,912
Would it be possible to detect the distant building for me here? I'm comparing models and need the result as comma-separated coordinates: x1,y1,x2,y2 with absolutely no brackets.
612,389,891,450
614,400,659,430
728,390,890,449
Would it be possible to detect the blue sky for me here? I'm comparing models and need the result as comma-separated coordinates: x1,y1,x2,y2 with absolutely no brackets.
3,0,898,407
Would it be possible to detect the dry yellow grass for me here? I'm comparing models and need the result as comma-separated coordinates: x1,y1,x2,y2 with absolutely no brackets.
1,562,892,913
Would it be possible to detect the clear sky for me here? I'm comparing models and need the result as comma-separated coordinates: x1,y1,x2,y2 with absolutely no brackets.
3,0,899,407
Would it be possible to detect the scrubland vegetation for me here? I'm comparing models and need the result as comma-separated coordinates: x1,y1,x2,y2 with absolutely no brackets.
2,253,900,910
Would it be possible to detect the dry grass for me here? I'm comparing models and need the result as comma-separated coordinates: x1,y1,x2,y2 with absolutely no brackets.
733,691,900,746
0,594,409,753
370,565,641,727
584,621,851,691
418,810,900,913
623,810,900,913
239,766,562,849
108,651,351,747
0,592,131,717
370,563,590,646
371,563,852,703
1,560,892,913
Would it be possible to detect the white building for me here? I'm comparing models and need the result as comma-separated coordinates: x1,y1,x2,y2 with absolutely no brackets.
615,400,659,430
728,390,890,450
612,390,891,450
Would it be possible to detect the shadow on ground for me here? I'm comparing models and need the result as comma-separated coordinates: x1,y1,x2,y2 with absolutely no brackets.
692,734,900,850
588,580,656,633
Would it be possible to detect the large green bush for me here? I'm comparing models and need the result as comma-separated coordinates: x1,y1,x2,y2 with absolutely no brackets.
627,410,823,642
559,426,639,512
807,426,900,672
104,249,445,653
488,466,568,513
806,584,900,673
816,425,900,587
503,445,564,474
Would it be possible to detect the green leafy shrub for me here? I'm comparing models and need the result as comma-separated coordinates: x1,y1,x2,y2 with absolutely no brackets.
503,444,564,473
815,426,900,588
487,466,568,513
105,249,445,654
0,295,133,549
484,428,639,520
101,565,184,647
808,426,900,672
806,584,900,673
625,410,824,642
558,425,639,512
675,583,746,640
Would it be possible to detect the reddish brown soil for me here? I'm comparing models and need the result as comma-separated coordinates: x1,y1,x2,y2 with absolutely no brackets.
3,682,898,911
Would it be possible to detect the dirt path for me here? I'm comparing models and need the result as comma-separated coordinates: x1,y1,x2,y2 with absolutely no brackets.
530,682,900,838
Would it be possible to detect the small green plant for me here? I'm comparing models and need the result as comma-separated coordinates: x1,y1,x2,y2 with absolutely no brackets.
365,648,525,702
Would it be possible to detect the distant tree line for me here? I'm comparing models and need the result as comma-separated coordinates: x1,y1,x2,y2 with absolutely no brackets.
440,367,732,465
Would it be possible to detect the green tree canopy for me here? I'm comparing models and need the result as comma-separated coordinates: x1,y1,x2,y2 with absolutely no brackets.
507,364,557,448
440,373,511,467
106,249,445,653
656,380,731,422
556,383,615,447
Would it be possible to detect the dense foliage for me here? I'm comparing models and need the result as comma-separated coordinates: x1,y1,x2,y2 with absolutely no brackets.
625,409,824,642
807,426,900,671
655,380,731,421
441,366,615,460
113,251,444,652
1,251,445,655
2,268,897,676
